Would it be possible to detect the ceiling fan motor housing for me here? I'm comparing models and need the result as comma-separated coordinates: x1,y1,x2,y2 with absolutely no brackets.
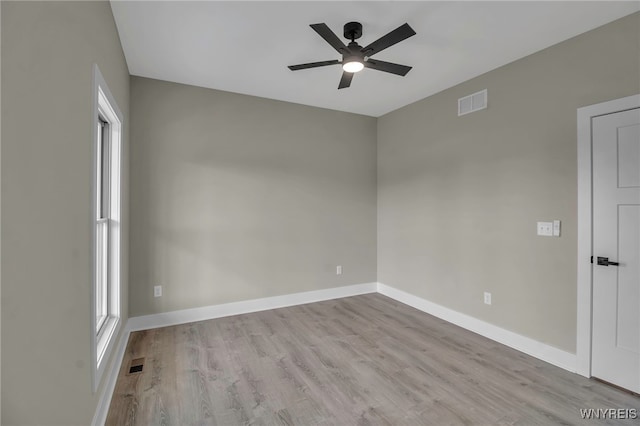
344,22,363,40
344,42,364,62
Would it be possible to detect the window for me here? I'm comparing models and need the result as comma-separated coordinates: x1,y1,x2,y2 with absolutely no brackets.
96,117,109,333
92,65,122,391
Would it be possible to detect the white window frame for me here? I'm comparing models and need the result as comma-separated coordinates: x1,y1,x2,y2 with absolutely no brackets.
91,65,123,392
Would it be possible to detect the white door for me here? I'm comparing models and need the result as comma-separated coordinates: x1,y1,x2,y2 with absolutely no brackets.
592,107,640,393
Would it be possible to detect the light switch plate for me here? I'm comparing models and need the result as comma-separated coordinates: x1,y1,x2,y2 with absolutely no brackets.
553,220,561,236
537,222,553,236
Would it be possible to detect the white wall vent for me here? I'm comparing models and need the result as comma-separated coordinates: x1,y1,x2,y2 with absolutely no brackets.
458,89,487,116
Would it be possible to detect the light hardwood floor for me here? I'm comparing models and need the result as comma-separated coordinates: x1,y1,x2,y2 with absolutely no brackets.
106,294,639,425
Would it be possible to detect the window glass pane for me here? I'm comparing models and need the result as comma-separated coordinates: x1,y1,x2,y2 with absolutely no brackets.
96,219,108,333
98,119,109,219
96,122,103,219
96,117,110,334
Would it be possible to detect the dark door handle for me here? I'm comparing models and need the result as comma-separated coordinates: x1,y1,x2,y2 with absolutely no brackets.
597,256,619,266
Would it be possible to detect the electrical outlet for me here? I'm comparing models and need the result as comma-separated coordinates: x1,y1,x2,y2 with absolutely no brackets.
537,221,553,236
154,285,162,298
336,265,342,275
484,292,492,305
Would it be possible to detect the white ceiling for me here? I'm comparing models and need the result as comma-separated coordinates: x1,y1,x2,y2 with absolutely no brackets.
111,1,639,117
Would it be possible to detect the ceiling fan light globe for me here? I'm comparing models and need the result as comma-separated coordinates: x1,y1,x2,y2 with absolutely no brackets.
343,61,364,73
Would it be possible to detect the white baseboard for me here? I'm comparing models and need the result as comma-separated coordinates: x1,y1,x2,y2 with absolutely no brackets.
93,283,375,424
377,282,577,373
95,280,578,425
127,282,378,332
127,281,577,373
92,327,131,426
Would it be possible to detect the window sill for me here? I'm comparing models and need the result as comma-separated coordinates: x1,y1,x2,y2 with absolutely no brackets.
96,315,120,386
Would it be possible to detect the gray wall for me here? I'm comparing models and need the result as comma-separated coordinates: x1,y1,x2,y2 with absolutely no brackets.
0,2,3,421
1,2,129,424
129,77,377,316
377,12,640,353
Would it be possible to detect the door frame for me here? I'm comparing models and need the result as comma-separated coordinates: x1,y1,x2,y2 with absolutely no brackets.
576,93,640,377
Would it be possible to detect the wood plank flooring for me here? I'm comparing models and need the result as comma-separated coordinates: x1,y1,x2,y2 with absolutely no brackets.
106,294,639,425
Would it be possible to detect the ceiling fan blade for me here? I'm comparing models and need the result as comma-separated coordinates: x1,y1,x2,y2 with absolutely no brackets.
288,60,341,71
361,23,416,57
310,23,350,55
338,71,354,89
364,59,412,76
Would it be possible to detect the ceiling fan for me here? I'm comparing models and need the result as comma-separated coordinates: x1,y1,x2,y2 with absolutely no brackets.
288,21,416,89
